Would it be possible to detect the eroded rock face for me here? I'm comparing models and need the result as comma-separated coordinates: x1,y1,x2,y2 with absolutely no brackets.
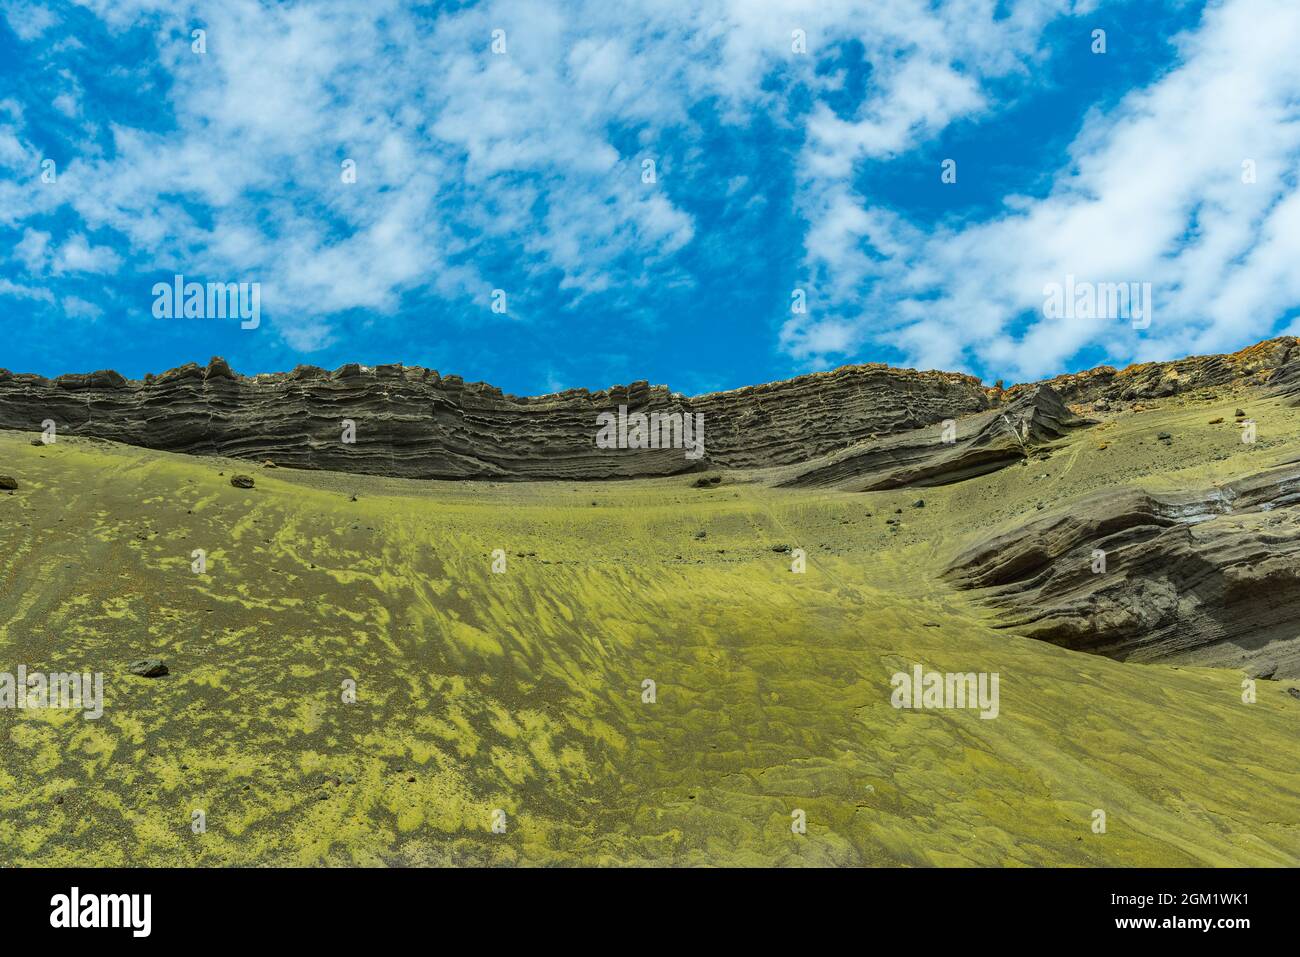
5,337,1295,482
1014,335,1300,405
780,386,1091,490
944,464,1300,677
0,357,989,480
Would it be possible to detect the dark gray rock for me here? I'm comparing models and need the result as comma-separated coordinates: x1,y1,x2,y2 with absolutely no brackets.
945,463,1300,678
128,659,169,678
0,355,990,481
780,386,1093,492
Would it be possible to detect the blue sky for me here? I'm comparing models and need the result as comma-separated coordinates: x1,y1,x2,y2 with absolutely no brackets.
2,0,1299,397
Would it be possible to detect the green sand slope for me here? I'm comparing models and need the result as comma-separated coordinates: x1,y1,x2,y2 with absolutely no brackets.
0,388,1297,865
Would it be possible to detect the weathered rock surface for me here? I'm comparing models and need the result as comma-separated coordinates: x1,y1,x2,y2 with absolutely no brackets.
944,463,1300,677
127,658,169,678
1016,336,1300,405
780,385,1091,490
3,337,1298,482
0,357,989,480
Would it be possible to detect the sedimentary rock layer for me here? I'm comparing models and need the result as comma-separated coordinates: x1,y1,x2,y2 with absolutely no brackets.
944,463,1300,677
779,385,1091,490
0,357,989,480
1013,335,1300,405
4,336,1298,482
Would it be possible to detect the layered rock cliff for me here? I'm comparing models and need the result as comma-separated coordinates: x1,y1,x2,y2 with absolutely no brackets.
779,385,1093,491
944,463,1300,677
3,336,1298,482
0,356,989,480
1011,335,1300,405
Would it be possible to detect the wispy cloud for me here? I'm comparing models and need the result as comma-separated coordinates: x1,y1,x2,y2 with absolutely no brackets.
1,0,1296,393
784,0,1300,380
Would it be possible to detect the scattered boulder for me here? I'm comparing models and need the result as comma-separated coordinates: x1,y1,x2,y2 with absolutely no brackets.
230,474,255,489
1208,417,1224,424
771,544,792,553
693,474,722,488
1247,660,1278,680
29,438,42,446
911,499,925,508
0,475,16,490
693,530,707,540
128,659,168,678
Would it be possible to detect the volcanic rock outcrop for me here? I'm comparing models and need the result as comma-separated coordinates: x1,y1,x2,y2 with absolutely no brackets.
0,357,989,480
779,385,1092,490
1016,335,1300,405
944,463,1300,677
4,336,1299,483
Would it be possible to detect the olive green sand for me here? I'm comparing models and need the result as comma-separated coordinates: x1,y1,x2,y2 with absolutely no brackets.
1,388,1298,866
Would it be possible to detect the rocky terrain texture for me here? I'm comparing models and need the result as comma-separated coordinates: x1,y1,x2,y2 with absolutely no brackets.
5,338,1300,483
1012,335,1300,406
780,385,1092,490
3,423,1296,866
3,339,1299,866
0,357,989,480
944,462,1300,678
5,336,1300,681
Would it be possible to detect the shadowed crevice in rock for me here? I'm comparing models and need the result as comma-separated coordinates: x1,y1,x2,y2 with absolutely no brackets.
943,463,1300,678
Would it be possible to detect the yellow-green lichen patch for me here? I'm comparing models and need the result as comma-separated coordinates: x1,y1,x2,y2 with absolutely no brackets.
0,413,1297,867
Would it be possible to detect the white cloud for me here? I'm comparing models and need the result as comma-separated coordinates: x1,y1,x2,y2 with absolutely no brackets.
0,277,53,302
52,233,122,274
62,295,104,320
14,228,50,271
15,0,1293,384
1,0,58,41
51,92,78,117
2,0,1080,356
785,0,1300,381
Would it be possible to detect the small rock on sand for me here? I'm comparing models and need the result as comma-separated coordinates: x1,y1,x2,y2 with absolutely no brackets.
0,475,17,490
128,659,169,678
230,474,255,489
